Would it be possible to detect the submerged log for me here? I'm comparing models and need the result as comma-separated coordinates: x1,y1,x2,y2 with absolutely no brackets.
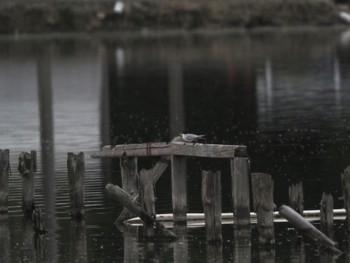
251,173,275,245
18,151,37,216
106,183,177,239
0,149,10,213
279,205,340,253
201,170,222,242
320,192,334,238
289,182,304,215
231,157,250,226
67,152,85,220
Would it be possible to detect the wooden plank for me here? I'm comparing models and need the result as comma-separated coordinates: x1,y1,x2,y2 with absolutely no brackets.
231,157,250,226
202,170,222,242
91,142,247,159
171,155,187,224
251,173,275,245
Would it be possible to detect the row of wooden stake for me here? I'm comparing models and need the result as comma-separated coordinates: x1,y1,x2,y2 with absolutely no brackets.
0,149,85,234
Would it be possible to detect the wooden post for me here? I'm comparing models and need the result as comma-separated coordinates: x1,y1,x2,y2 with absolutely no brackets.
341,166,350,232
116,156,170,223
231,157,250,226
201,170,222,242
120,153,138,221
0,149,10,213
233,227,251,263
279,205,340,253
320,192,333,238
251,173,275,245
171,155,187,224
18,151,37,216
139,169,155,238
105,183,177,239
32,208,48,235
67,152,85,220
289,182,304,215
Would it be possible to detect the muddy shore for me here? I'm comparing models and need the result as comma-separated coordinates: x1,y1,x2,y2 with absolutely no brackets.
0,0,348,34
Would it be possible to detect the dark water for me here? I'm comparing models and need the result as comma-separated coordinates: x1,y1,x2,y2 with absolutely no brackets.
1,28,350,262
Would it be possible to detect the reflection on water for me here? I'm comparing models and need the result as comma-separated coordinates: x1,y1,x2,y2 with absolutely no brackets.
0,28,350,261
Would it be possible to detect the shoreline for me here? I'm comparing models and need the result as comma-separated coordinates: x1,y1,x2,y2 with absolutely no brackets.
0,0,349,35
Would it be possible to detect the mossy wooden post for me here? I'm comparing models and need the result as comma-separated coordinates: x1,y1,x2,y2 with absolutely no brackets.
251,173,275,245
139,169,155,238
289,182,304,215
202,170,222,242
18,151,37,216
320,192,334,238
341,166,350,232
67,152,85,220
231,157,250,226
171,155,187,225
0,149,10,213
120,152,138,221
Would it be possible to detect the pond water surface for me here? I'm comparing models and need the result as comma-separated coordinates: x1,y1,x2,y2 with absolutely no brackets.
1,28,350,262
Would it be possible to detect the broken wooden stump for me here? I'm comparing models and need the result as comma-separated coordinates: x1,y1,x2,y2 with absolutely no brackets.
106,183,177,239
231,157,250,226
201,170,222,243
32,208,47,235
139,169,155,238
320,192,334,238
251,173,275,246
18,151,37,216
117,156,170,223
341,166,350,232
0,149,10,213
279,205,340,253
289,182,304,215
67,152,85,220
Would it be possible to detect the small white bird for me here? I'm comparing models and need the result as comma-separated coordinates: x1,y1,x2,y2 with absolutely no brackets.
181,133,205,143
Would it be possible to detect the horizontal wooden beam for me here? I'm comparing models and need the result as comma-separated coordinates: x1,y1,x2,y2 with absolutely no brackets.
91,142,246,159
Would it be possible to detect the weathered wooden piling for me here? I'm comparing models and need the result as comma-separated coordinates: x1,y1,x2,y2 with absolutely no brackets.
341,166,350,232
251,173,275,245
320,192,334,238
231,157,250,226
201,170,222,242
18,151,37,216
0,149,10,213
119,153,139,221
289,182,304,215
117,156,170,223
279,205,340,253
171,155,187,224
106,183,177,239
67,152,85,220
32,208,47,235
139,169,155,238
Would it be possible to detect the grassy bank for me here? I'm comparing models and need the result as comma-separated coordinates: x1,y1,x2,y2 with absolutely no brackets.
0,0,346,34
